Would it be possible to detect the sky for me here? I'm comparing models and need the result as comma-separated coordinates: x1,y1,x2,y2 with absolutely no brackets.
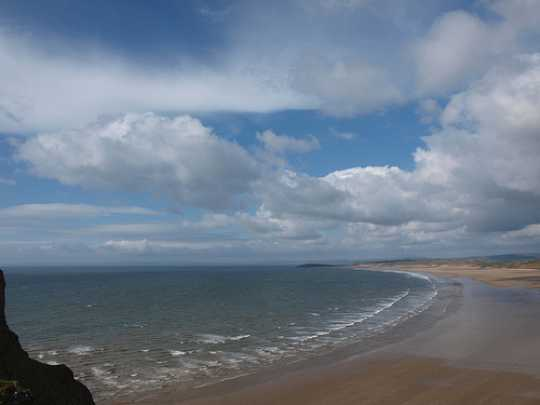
1,0,540,265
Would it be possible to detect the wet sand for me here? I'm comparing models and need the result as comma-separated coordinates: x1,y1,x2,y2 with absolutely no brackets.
108,274,540,405
177,356,540,405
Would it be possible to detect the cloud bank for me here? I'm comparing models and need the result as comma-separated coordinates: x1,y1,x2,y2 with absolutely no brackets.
1,0,540,133
3,0,540,262
14,53,540,261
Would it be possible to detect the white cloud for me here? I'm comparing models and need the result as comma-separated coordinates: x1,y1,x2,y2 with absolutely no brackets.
0,31,311,134
258,167,454,227
17,113,260,210
236,209,326,241
102,239,235,254
413,3,540,97
433,55,540,196
501,224,540,240
0,203,157,221
414,11,503,95
3,2,540,262
259,55,540,234
487,0,540,31
257,130,320,154
80,223,179,236
291,58,403,116
235,1,539,117
1,0,539,132
416,98,442,124
8,55,540,262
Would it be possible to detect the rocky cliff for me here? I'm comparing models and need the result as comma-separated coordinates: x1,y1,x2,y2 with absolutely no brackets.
0,269,95,405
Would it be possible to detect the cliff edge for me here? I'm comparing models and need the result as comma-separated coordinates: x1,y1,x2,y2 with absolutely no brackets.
0,270,95,405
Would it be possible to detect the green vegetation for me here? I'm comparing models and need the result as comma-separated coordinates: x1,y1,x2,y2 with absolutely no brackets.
0,381,17,403
481,260,540,269
0,380,32,405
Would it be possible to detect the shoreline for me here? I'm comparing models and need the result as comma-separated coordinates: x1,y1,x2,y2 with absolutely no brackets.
106,272,459,404
107,268,540,404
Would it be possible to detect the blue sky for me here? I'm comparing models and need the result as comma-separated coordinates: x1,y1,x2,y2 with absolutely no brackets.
1,0,539,264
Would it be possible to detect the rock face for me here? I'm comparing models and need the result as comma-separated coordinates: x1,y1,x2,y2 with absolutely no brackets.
0,270,95,405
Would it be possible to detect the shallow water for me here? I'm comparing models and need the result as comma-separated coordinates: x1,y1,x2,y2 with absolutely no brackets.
5,266,437,401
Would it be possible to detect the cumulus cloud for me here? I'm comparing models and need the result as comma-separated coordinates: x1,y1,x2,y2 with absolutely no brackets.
17,113,260,210
260,55,540,235
257,167,454,227
414,11,503,95
413,2,540,96
4,2,540,262
10,54,540,262
257,130,320,154
417,55,540,231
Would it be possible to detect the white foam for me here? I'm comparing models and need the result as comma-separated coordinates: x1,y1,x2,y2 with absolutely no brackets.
197,334,251,344
288,328,335,342
123,322,145,329
219,352,259,366
287,289,412,343
91,367,128,389
67,345,95,355
255,346,286,357
169,350,186,357
382,269,433,283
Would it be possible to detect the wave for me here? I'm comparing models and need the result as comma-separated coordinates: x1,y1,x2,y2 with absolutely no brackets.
380,269,434,283
197,334,251,345
288,330,332,342
169,350,186,356
91,367,127,389
288,289,412,343
67,345,95,356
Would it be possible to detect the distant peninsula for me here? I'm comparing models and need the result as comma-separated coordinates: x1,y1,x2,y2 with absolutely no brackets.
297,263,341,268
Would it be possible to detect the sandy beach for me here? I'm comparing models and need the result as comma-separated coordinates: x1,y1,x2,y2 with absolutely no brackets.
107,266,540,405
355,261,540,289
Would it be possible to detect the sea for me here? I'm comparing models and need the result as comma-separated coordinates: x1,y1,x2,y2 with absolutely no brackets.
5,266,438,402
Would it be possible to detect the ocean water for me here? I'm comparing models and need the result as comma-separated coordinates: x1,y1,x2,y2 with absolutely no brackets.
5,266,437,401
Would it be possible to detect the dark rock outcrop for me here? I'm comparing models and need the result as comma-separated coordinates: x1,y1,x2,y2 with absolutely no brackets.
0,270,95,405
